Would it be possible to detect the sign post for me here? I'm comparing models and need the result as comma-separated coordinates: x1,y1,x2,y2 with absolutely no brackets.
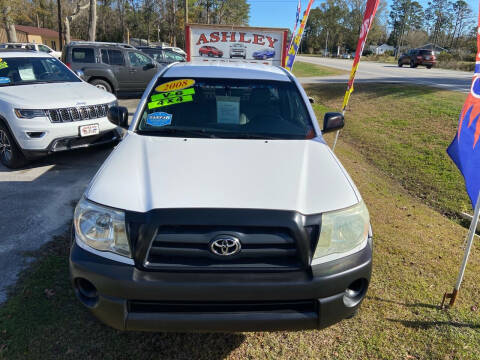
442,192,480,307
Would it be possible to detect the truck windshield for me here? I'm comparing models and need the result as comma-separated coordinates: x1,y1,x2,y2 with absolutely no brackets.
137,77,315,139
0,57,80,86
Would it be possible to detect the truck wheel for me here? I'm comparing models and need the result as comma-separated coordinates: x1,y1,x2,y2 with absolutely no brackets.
0,123,28,169
90,79,112,93
410,60,416,68
398,61,403,67
426,65,432,69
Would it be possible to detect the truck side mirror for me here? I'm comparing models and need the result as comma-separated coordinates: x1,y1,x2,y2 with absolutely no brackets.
322,112,344,133
108,106,129,129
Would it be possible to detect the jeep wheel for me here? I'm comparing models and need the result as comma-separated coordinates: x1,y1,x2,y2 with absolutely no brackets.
0,123,28,169
90,79,112,93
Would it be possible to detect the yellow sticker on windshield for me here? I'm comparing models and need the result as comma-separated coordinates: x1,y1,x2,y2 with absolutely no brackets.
0,59,8,70
155,79,195,93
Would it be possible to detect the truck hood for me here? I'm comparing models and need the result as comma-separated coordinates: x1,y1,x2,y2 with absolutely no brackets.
86,133,360,214
0,81,116,108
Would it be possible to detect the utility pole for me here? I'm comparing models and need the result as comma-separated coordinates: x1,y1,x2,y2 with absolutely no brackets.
57,0,63,50
324,29,328,56
185,0,188,25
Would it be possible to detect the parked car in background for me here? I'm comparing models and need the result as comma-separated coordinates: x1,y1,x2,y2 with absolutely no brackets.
70,62,372,332
137,46,185,66
398,49,436,69
341,53,351,59
162,46,186,56
0,49,119,168
199,46,223,58
62,41,160,94
0,42,61,59
229,43,246,59
252,48,275,60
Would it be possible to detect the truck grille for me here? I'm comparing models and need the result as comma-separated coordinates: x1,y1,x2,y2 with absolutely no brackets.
46,104,109,123
144,226,302,271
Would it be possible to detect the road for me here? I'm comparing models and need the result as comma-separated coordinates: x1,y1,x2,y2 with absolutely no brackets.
0,99,138,303
297,56,472,93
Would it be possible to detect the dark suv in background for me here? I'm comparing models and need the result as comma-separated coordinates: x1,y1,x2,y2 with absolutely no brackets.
62,42,161,95
137,46,185,66
398,49,436,69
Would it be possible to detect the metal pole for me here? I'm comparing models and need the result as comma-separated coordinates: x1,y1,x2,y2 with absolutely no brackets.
324,29,328,56
185,0,188,25
443,191,480,307
331,109,345,152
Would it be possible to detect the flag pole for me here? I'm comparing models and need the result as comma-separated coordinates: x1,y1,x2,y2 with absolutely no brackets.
442,191,480,308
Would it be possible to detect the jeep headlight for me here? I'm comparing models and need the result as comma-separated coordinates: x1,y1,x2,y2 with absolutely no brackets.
313,201,370,262
74,197,131,258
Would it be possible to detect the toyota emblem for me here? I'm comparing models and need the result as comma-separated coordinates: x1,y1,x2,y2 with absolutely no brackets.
209,236,241,256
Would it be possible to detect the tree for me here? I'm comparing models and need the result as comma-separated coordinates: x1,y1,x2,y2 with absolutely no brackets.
388,0,424,55
88,0,96,41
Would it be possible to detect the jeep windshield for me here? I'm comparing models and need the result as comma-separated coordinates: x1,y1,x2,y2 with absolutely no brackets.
137,77,315,139
0,57,80,86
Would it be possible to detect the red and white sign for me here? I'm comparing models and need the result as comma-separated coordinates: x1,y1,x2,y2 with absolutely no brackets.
185,24,288,66
79,124,100,137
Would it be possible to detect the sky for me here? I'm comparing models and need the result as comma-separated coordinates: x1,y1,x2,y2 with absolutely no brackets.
247,0,479,32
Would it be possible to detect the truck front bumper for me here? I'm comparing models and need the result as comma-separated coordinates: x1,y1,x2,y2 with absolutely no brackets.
69,237,372,332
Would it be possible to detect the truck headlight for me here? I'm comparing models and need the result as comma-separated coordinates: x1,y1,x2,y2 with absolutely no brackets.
313,201,370,262
14,109,46,119
74,197,131,258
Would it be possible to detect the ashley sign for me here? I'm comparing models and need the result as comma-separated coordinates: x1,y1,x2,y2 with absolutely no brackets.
196,32,278,49
186,25,288,66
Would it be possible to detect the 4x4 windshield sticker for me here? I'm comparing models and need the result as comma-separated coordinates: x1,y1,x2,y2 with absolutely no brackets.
148,88,195,109
0,77,10,84
146,112,172,127
0,59,8,70
155,79,195,92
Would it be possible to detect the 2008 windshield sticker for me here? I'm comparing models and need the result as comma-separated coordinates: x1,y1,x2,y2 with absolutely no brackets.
0,59,8,70
155,79,195,93
148,88,195,109
146,112,172,127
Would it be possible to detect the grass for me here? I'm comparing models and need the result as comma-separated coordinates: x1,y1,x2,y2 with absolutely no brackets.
305,83,470,219
291,61,347,78
1,83,480,359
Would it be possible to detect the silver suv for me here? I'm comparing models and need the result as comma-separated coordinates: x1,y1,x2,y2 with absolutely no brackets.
229,43,246,59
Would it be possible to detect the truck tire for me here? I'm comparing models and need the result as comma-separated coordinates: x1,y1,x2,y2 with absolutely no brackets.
0,122,28,169
410,60,417,68
90,79,112,93
426,65,432,69
398,61,402,67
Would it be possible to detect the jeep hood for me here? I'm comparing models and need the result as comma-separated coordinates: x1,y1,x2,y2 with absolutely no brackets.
86,133,360,215
0,82,115,108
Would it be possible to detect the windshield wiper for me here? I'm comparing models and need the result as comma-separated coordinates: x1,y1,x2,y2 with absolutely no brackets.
223,133,282,140
137,127,216,138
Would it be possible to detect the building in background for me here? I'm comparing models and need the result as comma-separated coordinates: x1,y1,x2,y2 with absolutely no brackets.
0,25,62,50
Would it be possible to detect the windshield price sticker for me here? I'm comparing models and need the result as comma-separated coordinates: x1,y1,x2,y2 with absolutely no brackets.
155,79,195,93
146,112,172,127
150,88,195,102
148,88,195,109
0,59,8,70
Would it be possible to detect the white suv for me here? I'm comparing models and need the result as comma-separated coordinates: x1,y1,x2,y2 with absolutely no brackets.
0,50,119,168
70,62,372,332
0,42,62,59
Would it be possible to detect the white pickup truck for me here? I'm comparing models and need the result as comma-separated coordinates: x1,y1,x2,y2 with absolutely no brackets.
70,62,372,332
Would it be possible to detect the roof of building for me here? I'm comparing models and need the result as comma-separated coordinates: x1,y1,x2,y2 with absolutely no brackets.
163,62,291,81
15,25,59,38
